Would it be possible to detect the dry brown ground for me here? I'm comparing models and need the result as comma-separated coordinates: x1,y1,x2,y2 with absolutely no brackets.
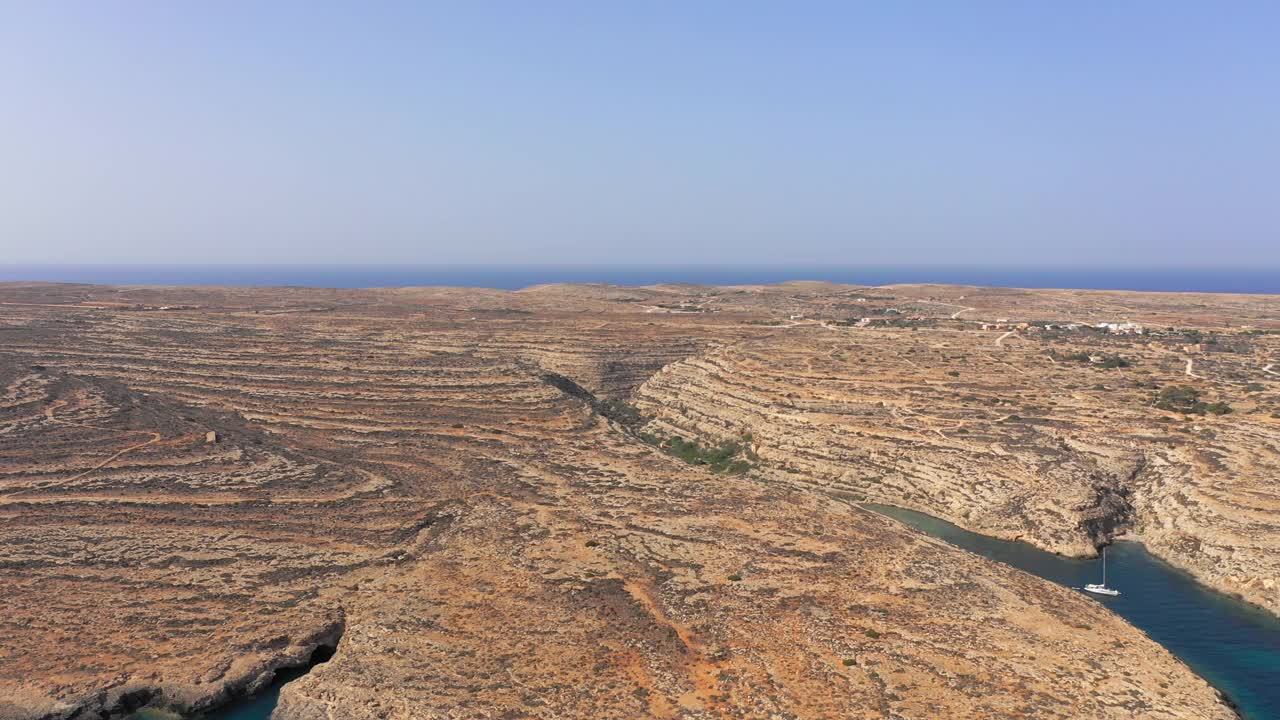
3,280,1272,719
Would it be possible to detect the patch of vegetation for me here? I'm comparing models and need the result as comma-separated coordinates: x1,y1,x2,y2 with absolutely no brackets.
864,629,882,639
1059,351,1131,368
598,398,643,426
727,573,743,582
842,658,857,666
1154,385,1232,415
545,373,761,476
640,432,754,474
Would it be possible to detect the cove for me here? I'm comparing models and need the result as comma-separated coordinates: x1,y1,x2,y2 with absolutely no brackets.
119,508,1280,720
125,645,334,720
866,504,1280,720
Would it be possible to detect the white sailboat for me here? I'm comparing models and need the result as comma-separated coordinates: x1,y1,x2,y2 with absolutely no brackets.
1084,546,1120,596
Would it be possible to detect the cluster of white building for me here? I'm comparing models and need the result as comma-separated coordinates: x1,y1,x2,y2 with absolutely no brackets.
977,320,1144,335
1096,322,1145,335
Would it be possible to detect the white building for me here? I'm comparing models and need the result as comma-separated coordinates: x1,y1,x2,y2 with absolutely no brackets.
1096,322,1145,335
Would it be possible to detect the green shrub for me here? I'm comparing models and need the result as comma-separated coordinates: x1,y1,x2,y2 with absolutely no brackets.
1156,385,1201,412
598,399,643,426
648,433,754,474
1155,385,1232,415
1061,351,1130,368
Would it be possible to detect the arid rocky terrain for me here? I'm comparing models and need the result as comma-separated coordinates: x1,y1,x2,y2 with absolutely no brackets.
3,280,1277,719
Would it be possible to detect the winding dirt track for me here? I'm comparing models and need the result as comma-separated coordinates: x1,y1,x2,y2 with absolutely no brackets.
1185,357,1204,379
2,281,1273,720
41,400,163,486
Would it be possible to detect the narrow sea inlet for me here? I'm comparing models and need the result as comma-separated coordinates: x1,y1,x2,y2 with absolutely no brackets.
866,504,1280,720
138,507,1280,720
127,646,333,720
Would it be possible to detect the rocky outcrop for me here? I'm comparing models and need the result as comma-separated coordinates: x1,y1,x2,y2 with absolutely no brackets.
634,335,1138,557
633,324,1280,618
1,281,1270,719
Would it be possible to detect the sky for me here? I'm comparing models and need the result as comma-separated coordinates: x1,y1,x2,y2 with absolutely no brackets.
1,2,1278,266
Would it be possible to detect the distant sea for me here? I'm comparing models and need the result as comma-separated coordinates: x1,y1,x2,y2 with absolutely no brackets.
2,265,1277,295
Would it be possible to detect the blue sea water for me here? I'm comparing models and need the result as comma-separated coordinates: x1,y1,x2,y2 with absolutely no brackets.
126,647,333,720
145,506,1280,720
199,662,313,720
868,504,1280,720
38,262,1279,718
2,264,1278,294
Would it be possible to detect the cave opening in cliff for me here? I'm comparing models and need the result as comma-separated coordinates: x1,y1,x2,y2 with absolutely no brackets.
123,641,342,720
196,641,340,720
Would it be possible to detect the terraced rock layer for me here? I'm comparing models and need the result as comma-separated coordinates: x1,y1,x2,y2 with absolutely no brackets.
634,319,1280,617
1,281,1268,719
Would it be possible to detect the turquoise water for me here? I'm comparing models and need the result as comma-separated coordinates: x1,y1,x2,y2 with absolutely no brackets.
197,665,303,720
867,504,1280,720
126,646,332,720
128,508,1280,719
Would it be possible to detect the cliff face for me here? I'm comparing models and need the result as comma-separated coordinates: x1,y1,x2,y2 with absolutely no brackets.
634,333,1132,555
634,326,1280,617
2,281,1272,719
1129,441,1280,613
0,365,360,719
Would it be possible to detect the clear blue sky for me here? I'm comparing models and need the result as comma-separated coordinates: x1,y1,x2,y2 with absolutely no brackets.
2,2,1277,266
